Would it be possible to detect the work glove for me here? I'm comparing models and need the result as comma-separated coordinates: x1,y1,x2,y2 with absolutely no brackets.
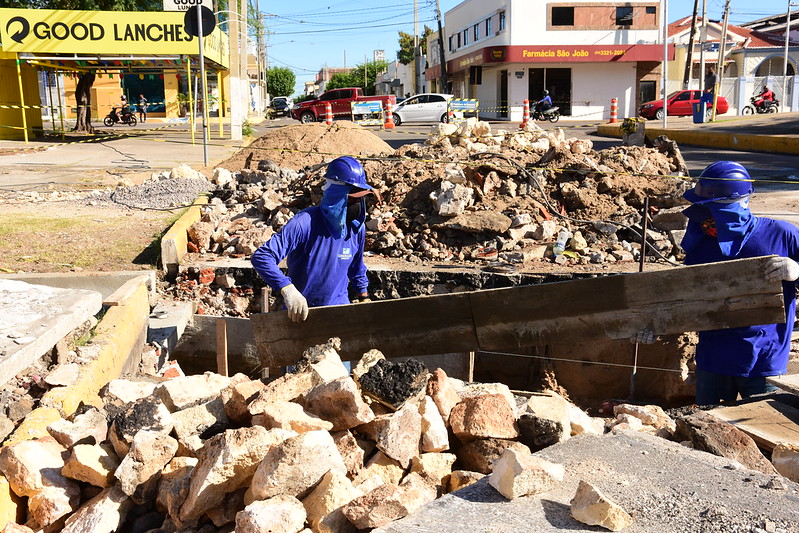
630,329,656,344
765,256,799,283
281,284,309,323
351,293,371,304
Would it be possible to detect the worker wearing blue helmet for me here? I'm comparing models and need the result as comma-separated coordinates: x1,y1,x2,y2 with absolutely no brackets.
251,156,374,323
681,161,799,404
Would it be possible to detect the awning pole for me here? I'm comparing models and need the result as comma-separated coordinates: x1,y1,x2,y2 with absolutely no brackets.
55,70,65,140
187,58,195,145
218,70,224,139
15,57,29,143
46,71,56,133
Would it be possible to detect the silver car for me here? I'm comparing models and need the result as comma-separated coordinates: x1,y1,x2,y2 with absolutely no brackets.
392,93,454,126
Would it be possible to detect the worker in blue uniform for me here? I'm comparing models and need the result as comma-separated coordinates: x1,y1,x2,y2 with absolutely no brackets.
680,161,799,404
251,156,374,323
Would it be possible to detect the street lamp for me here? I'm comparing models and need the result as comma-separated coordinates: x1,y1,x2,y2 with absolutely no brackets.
782,2,798,112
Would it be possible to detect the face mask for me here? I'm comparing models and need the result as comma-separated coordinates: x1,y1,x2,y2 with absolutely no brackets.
346,198,362,222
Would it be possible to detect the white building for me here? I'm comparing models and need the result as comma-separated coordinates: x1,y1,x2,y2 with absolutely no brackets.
427,0,669,121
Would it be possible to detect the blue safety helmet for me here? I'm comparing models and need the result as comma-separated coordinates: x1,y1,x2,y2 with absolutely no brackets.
683,161,754,204
325,156,372,191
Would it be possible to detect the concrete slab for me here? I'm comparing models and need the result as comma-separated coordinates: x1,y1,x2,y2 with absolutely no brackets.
148,299,195,361
0,279,102,388
0,270,156,303
377,432,799,533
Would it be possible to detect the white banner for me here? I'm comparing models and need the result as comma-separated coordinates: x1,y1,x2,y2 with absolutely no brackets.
163,0,210,12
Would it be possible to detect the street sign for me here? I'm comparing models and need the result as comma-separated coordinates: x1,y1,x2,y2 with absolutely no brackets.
184,5,216,38
163,0,210,12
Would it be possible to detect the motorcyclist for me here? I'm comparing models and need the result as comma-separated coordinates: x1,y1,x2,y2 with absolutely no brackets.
534,90,553,115
753,86,774,112
110,95,131,124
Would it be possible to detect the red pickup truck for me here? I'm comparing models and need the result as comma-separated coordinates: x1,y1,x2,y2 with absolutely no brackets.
291,88,396,124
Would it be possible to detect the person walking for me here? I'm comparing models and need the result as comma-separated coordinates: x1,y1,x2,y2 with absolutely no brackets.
137,94,148,123
699,67,717,113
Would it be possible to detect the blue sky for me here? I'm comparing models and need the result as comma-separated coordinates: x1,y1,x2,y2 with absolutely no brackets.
257,0,788,97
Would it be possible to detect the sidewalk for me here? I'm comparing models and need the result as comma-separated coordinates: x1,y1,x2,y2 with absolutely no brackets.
596,112,799,155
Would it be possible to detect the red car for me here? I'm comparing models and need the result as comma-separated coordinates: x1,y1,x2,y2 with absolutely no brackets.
638,90,729,120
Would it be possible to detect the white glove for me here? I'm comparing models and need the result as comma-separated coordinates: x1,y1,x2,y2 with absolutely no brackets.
765,256,799,283
630,329,656,344
281,284,309,323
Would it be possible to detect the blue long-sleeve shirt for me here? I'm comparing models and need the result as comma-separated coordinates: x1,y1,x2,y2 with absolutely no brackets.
684,217,799,377
251,206,368,307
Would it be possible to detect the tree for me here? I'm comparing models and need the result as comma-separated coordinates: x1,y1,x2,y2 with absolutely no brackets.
266,67,296,98
397,26,433,65
325,72,360,92
323,60,388,95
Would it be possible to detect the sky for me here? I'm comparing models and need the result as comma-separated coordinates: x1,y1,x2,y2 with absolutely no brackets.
257,0,789,97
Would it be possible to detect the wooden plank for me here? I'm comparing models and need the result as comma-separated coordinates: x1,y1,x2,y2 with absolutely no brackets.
251,292,477,367
709,399,799,451
251,256,784,368
102,275,150,307
216,318,229,377
767,374,799,396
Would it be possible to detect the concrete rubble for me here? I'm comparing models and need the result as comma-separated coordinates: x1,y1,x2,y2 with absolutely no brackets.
0,337,796,532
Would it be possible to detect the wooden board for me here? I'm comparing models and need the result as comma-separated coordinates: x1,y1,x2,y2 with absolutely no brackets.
767,374,799,396
709,399,799,450
251,256,785,368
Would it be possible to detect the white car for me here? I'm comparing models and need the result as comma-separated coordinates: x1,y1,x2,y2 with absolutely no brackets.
392,93,454,126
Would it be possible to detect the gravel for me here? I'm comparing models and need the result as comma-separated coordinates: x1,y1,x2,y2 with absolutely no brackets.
81,177,213,210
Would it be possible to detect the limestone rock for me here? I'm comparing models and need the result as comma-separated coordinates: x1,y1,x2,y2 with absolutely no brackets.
455,381,516,414
304,377,375,430
252,400,333,433
358,359,429,410
568,404,604,435
221,378,265,423
342,473,436,529
352,349,385,384
448,470,485,492
115,430,178,505
0,437,71,497
396,472,438,514
248,371,320,414
457,438,531,474
772,442,799,482
47,408,109,448
27,481,81,530
363,402,422,468
155,372,231,412
294,338,349,383
521,391,572,443
420,395,449,452
62,443,120,488
236,495,307,533
570,480,633,531
206,489,246,528
331,430,365,478
353,451,405,487
0,523,34,532
102,379,157,407
302,469,362,533
156,456,197,520
108,396,174,458
613,403,675,434
179,426,279,522
172,397,230,442
430,180,474,217
249,430,347,501
488,448,565,500
61,485,131,533
410,453,456,489
188,221,214,251
449,394,519,443
426,369,461,424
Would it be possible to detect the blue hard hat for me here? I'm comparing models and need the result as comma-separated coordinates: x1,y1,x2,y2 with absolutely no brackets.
683,161,753,204
325,156,372,191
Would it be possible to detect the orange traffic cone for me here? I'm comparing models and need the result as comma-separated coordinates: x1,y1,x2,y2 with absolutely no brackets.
325,102,333,125
520,99,530,128
609,98,618,124
384,102,395,129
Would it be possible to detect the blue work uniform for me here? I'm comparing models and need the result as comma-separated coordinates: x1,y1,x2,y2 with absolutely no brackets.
251,206,368,307
684,217,799,378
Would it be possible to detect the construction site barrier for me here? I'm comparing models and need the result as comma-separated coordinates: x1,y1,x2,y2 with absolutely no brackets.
609,98,618,124
520,99,530,128
447,98,479,123
384,101,395,130
351,101,385,126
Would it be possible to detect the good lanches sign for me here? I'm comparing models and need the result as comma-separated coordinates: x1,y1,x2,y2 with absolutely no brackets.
163,0,210,12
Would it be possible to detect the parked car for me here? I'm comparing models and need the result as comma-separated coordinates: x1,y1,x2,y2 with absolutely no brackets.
639,90,729,120
269,96,293,117
392,93,454,126
291,88,396,123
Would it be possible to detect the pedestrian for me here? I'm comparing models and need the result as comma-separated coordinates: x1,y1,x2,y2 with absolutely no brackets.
699,67,717,112
677,161,799,404
251,156,376,323
137,94,148,123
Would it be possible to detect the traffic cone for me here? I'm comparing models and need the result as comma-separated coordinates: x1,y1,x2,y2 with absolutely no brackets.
448,106,454,123
609,98,618,124
384,101,395,129
325,102,333,125
519,99,530,128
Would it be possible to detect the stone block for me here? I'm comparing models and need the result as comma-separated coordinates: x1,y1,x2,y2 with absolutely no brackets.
102,379,157,407
294,338,349,383
456,438,531,475
61,485,131,533
251,400,333,433
156,456,197,520
221,378,265,424
331,430,365,478
47,408,109,448
488,448,565,500
352,349,385,385
426,369,461,424
248,372,320,415
0,437,71,497
108,396,174,458
155,372,231,412
448,470,485,493
304,377,375,431
62,443,120,488
409,453,456,489
449,394,519,443
114,430,178,505
570,480,633,531
26,481,80,530
613,403,675,434
301,469,362,533
236,495,307,533
361,402,421,468
419,395,449,453
172,397,230,442
341,484,405,529
353,451,405,487
772,443,799,483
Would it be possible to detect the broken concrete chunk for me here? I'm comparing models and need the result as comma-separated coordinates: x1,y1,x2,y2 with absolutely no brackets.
26,481,81,530
430,180,474,217
294,338,349,383
448,470,485,493
47,407,109,448
361,402,422,468
449,394,519,443
303,377,375,431
358,359,429,410
43,363,80,387
351,349,385,384
426,369,461,424
419,395,449,452
114,430,178,505
62,443,120,488
570,479,633,531
221,378,266,424
331,430,365,478
155,372,231,412
249,430,347,501
301,469,362,533
102,378,157,407
771,442,799,483
172,397,230,442
613,403,676,434
488,448,565,500
409,452,456,489
108,396,174,458
236,495,306,533
248,371,320,414
251,400,334,433
156,456,197,520
61,485,131,533
342,483,405,529
353,451,405,487
0,437,71,497
457,438,531,475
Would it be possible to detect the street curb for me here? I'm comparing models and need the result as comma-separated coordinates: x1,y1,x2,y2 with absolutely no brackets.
0,279,149,528
596,123,799,155
161,196,209,276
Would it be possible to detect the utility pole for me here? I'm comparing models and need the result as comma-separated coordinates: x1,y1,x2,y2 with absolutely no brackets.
699,0,708,97
241,0,249,118
229,0,242,140
435,0,447,92
683,0,700,89
782,2,796,111
413,0,420,94
662,0,669,128
711,0,730,121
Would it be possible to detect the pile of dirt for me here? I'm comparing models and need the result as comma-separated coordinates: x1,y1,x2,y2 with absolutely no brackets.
217,122,394,171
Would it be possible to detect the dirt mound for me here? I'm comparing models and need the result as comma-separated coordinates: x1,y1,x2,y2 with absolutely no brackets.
218,122,393,171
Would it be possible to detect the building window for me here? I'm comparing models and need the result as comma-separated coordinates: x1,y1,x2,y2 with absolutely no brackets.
457,32,461,47
551,6,574,26
499,10,506,31
463,29,469,45
473,23,480,40
449,35,453,51
485,17,492,35
646,6,656,14
616,6,633,26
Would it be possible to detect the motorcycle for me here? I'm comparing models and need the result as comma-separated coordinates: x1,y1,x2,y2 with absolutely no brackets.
741,95,779,115
103,107,137,127
532,105,560,123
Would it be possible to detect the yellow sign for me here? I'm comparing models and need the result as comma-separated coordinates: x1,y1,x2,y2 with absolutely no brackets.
0,8,227,67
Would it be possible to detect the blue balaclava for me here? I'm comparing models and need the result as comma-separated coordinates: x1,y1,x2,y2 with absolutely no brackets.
320,181,368,238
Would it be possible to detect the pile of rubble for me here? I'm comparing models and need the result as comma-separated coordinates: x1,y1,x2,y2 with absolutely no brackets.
1,338,796,532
